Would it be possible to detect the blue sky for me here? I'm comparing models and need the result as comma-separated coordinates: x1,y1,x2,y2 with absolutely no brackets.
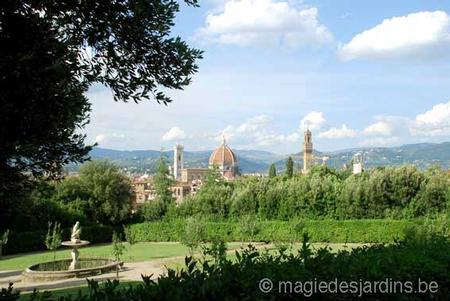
84,0,450,154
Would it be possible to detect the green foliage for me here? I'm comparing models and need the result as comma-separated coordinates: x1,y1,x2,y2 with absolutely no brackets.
45,222,62,252
1,0,201,231
6,160,133,232
111,232,125,262
153,157,175,206
139,200,167,222
180,217,206,255
45,221,62,270
172,165,450,220
0,1,92,230
124,225,138,247
0,229,9,258
0,283,19,301
285,156,294,178
10,234,450,300
0,230,9,246
124,219,426,244
268,163,277,178
3,225,113,255
178,166,233,219
201,237,227,265
76,160,132,225
238,215,260,243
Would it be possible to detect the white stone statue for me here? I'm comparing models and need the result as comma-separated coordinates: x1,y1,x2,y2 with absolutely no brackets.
70,221,81,243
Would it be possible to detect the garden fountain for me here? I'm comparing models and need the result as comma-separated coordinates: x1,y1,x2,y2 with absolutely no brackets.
61,221,90,270
22,222,121,282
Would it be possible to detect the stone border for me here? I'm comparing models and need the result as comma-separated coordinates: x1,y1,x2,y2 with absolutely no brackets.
22,258,122,282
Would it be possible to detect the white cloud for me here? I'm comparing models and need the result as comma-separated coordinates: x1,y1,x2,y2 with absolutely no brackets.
339,11,450,60
318,124,357,139
93,132,127,147
214,115,300,148
95,134,106,143
412,100,450,136
286,132,300,142
363,121,392,136
300,111,326,131
237,115,272,133
198,0,333,49
162,126,187,141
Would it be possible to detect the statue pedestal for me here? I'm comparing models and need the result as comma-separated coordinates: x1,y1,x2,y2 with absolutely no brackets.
61,240,90,271
69,247,79,270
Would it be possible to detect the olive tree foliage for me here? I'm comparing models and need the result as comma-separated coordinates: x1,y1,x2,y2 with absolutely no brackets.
0,0,202,229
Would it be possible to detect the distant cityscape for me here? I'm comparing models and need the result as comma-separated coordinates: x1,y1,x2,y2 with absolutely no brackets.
118,130,449,209
66,140,450,176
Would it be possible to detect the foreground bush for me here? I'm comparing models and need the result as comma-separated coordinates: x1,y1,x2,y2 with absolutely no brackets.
3,234,449,300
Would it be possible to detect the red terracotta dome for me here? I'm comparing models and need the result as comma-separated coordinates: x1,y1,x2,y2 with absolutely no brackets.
208,141,238,166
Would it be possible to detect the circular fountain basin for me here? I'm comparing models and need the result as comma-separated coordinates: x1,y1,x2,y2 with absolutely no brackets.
22,258,122,282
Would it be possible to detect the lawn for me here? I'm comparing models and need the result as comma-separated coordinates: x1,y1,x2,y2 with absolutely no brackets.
0,242,245,271
17,281,141,301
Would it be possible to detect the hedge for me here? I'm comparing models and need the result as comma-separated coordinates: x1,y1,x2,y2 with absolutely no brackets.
3,225,114,255
127,219,425,244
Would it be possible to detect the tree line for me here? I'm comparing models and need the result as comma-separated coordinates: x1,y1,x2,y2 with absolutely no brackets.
174,165,450,220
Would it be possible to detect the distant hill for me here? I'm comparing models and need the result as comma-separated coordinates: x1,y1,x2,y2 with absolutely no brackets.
67,142,450,174
79,147,283,174
274,142,450,172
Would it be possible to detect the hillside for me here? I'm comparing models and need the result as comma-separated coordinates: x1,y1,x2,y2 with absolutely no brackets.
275,142,450,172
67,142,450,174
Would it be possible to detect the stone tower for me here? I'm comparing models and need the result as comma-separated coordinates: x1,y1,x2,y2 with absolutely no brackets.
352,153,363,174
303,129,313,174
173,144,184,180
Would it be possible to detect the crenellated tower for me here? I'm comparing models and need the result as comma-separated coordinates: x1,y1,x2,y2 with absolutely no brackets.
303,129,313,174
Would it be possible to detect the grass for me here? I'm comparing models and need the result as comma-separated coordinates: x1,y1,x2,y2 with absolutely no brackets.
18,281,141,301
6,242,369,300
0,242,245,271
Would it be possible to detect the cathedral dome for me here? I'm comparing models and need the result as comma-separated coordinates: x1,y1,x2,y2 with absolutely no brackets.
209,141,238,167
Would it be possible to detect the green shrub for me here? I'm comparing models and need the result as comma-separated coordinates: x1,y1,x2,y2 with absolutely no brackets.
3,224,113,255
138,200,167,222
123,219,423,244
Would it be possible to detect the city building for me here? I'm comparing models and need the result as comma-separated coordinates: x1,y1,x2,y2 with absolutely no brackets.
132,140,239,208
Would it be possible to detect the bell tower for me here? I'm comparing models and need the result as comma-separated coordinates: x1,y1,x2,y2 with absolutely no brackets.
173,144,184,180
303,129,313,174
